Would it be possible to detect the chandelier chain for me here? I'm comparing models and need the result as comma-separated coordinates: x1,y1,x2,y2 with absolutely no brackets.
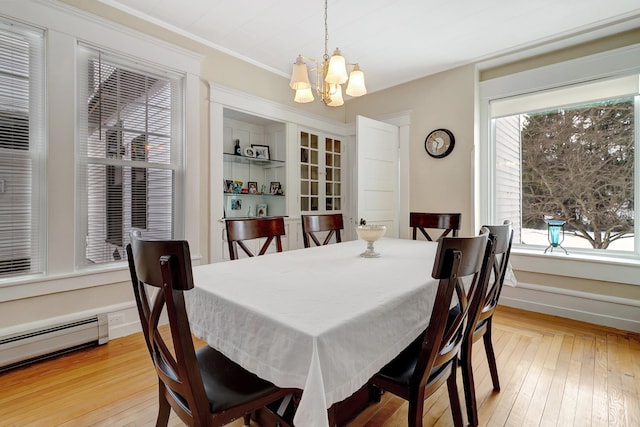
323,0,329,60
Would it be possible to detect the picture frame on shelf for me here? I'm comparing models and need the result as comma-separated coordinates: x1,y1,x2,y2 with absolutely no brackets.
256,203,267,217
229,197,242,211
252,144,270,160
270,181,281,195
224,179,233,193
248,181,258,194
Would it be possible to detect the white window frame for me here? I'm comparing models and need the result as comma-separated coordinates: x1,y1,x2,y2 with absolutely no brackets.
76,44,185,268
478,43,640,286
0,0,202,300
0,19,46,282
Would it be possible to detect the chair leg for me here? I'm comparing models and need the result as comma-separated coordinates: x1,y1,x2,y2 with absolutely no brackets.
407,390,425,427
483,321,500,391
156,383,171,427
461,343,479,427
243,413,251,426
446,359,464,427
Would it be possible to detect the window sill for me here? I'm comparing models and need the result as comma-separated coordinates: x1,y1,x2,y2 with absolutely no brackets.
0,254,204,303
510,247,640,286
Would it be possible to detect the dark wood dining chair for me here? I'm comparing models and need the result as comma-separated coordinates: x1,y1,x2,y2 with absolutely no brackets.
225,217,286,260
126,230,292,427
301,213,344,248
461,220,514,427
410,212,461,241
369,230,495,427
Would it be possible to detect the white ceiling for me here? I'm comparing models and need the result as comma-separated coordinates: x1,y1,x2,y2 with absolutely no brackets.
100,0,640,94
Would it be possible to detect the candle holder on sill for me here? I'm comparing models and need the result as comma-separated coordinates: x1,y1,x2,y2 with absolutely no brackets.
544,219,568,255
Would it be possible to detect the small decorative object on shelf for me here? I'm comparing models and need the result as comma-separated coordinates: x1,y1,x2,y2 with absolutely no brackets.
257,203,267,217
356,223,386,258
544,218,568,254
243,146,256,157
234,139,241,155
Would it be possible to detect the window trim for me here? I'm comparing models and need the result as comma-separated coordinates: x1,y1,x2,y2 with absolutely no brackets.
478,43,640,286
0,19,46,282
0,0,202,301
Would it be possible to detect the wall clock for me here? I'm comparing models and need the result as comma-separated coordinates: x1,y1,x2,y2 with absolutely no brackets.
425,128,455,158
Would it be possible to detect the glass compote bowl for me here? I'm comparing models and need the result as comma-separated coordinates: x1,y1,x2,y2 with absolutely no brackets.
355,224,387,258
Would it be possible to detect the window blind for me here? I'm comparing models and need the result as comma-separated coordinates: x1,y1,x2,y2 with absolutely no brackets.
77,44,184,266
0,20,45,279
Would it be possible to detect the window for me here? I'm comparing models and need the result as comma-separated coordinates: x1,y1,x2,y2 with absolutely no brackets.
77,45,184,266
484,69,639,258
0,20,45,279
300,130,342,212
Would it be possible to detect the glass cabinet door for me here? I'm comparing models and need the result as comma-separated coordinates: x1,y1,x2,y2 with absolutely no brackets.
324,136,341,211
300,130,342,212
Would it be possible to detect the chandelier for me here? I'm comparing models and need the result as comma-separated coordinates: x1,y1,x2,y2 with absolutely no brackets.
289,0,367,107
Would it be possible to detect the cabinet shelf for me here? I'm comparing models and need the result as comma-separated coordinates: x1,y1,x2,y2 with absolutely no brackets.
223,153,285,168
223,192,285,197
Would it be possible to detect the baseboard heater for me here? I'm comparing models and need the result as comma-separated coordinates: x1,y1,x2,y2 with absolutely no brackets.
0,314,109,373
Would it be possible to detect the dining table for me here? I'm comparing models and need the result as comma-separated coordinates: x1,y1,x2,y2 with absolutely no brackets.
185,237,442,427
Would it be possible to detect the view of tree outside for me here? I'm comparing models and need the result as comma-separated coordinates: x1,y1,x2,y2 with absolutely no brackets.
520,98,635,250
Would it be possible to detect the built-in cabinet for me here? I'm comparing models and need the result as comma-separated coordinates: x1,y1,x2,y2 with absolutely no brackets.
222,112,287,219
223,154,286,218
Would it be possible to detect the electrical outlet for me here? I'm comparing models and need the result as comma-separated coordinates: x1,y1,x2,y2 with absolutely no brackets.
108,312,125,325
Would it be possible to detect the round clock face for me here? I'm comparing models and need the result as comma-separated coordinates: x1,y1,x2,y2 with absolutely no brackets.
425,128,455,158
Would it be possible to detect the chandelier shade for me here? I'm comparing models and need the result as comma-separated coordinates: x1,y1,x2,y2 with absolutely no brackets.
294,87,315,103
346,64,367,97
327,84,344,107
290,0,366,107
290,56,311,90
325,49,348,85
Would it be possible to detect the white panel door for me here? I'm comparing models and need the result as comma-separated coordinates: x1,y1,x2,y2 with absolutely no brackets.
356,115,400,237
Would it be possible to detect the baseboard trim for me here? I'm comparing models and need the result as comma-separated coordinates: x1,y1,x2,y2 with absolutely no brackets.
500,282,640,333
109,320,142,340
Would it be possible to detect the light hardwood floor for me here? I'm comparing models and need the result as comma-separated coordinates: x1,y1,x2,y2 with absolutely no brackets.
1,306,638,427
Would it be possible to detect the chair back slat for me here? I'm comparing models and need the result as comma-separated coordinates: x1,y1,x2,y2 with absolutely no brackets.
410,212,461,241
301,214,344,248
225,217,286,259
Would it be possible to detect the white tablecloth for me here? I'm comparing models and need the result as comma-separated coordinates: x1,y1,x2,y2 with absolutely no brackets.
186,238,440,427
